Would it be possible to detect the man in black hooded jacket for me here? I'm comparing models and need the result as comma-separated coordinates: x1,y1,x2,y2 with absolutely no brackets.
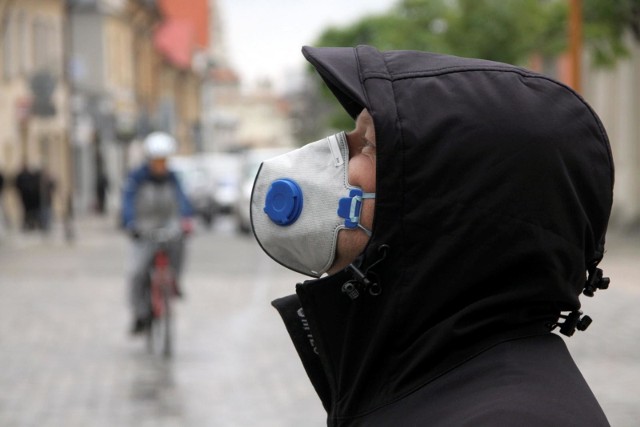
251,46,614,426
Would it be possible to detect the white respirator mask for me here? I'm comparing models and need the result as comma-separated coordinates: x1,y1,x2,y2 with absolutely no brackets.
250,132,375,277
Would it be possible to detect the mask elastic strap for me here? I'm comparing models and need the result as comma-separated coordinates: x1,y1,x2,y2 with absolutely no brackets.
357,223,372,237
351,192,375,234
338,189,375,232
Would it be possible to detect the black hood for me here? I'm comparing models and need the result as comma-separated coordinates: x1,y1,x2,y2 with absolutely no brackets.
275,45,614,422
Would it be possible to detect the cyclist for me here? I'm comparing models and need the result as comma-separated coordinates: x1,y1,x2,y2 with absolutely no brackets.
121,131,194,334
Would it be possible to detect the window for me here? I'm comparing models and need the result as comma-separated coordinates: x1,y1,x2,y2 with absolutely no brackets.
2,11,15,80
31,15,63,77
33,18,47,71
16,10,30,75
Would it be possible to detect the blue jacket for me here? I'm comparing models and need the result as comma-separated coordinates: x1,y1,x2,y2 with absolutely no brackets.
121,164,194,230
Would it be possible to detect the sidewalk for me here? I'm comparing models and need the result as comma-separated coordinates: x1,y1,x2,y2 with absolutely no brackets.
0,213,120,251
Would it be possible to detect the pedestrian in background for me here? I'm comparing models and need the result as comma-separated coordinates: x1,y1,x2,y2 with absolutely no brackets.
0,168,7,236
14,164,40,231
251,46,614,426
38,167,56,233
95,171,109,215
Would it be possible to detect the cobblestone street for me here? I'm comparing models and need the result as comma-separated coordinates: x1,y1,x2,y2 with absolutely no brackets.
0,215,638,426
0,216,324,427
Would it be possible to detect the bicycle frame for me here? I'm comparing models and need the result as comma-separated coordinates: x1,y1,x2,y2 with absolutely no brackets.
150,250,173,318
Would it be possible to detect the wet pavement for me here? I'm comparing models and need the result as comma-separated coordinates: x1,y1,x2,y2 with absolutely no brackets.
0,216,323,427
0,215,638,426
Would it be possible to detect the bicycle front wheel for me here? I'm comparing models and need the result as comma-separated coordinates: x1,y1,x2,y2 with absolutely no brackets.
147,279,172,358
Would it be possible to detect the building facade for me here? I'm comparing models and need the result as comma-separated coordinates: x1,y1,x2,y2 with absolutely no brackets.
583,34,640,229
68,0,205,213
0,0,70,224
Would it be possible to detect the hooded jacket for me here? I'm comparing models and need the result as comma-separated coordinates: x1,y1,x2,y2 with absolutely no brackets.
270,46,614,426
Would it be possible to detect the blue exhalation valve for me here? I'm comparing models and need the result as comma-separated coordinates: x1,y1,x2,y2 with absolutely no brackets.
264,178,303,226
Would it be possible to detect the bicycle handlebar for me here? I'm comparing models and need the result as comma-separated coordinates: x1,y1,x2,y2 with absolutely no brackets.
137,227,184,244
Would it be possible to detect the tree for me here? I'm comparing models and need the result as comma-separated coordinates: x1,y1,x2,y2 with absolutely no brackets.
316,0,568,65
584,0,640,66
311,0,640,128
313,0,567,128
443,0,567,64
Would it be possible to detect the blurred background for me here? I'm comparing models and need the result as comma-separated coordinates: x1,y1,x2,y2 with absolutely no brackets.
0,0,638,426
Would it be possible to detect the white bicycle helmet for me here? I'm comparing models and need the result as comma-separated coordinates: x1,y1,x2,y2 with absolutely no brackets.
143,132,177,159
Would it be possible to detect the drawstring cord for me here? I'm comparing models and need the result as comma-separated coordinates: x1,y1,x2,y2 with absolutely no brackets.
338,244,612,336
341,245,389,300
549,263,610,337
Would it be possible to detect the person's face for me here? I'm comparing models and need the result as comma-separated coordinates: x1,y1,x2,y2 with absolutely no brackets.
327,109,377,274
149,157,169,176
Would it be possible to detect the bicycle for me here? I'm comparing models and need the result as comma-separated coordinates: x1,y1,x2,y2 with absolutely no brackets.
141,226,183,358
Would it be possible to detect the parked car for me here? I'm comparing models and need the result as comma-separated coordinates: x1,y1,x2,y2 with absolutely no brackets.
169,156,218,228
200,153,241,215
234,147,292,234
